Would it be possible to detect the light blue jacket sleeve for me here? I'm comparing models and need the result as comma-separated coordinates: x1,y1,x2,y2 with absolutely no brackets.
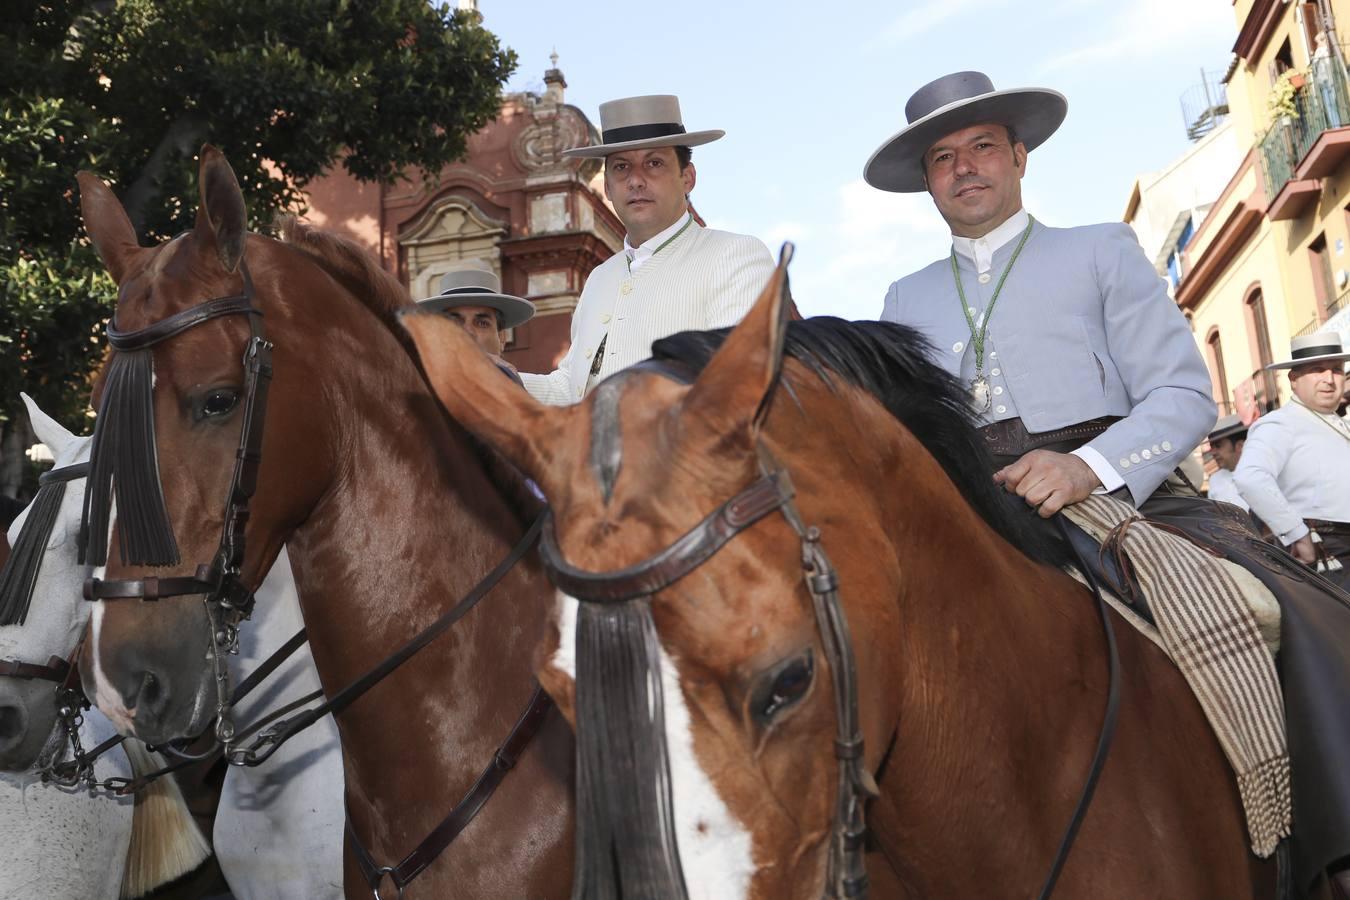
1081,224,1216,503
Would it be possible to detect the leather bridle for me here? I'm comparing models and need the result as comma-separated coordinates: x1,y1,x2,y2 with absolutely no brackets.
83,265,270,746
540,443,876,899
76,259,556,897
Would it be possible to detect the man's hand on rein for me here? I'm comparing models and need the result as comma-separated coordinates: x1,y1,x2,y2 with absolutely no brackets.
994,449,1102,518
1290,534,1318,566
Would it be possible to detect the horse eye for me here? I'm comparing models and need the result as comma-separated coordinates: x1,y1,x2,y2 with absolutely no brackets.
199,388,240,419
753,650,814,725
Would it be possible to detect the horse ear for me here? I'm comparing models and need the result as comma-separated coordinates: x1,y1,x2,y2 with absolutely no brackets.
20,393,77,459
400,311,565,485
195,145,247,273
77,171,140,285
682,243,794,440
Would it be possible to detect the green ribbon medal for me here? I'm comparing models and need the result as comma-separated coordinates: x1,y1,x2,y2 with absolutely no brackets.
949,215,1035,413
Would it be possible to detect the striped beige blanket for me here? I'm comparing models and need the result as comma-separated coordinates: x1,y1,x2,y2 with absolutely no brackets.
1062,493,1291,857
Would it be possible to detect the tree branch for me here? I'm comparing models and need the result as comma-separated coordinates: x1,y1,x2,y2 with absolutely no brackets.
122,114,208,237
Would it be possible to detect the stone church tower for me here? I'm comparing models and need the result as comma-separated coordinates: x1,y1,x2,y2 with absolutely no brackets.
303,56,624,373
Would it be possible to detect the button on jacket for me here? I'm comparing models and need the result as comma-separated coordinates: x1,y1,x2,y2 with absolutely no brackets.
881,218,1215,504
521,221,774,405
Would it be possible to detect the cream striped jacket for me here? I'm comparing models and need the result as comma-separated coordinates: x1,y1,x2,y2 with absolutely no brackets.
521,221,775,405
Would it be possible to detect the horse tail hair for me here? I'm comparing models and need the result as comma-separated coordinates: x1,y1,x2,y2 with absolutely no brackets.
119,742,211,899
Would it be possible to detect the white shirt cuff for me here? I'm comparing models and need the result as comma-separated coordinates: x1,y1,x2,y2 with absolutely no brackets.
1279,522,1311,546
1071,446,1125,494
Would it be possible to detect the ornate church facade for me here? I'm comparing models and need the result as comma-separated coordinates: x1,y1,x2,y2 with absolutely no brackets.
303,59,624,373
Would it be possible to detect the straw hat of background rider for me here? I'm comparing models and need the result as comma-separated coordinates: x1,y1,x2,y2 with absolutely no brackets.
1266,332,1350,416
415,267,535,359
561,94,722,246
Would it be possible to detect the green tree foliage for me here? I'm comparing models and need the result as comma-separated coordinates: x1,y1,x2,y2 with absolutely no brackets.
0,0,516,462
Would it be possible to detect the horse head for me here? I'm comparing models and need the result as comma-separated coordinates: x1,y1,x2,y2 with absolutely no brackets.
404,250,898,898
75,147,349,745
0,395,93,771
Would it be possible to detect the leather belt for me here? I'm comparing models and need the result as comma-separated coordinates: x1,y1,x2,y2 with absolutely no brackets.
1309,520,1350,561
979,416,1122,461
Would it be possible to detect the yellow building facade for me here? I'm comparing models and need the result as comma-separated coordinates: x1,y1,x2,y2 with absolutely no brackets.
1176,0,1350,421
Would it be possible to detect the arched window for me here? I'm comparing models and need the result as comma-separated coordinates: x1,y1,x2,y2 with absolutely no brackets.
1244,286,1278,411
1206,327,1232,415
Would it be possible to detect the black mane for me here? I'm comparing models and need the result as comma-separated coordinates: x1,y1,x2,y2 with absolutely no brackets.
651,317,1069,567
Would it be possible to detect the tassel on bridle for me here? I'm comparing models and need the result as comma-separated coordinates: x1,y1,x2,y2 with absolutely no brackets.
80,348,180,568
0,472,72,626
572,597,689,900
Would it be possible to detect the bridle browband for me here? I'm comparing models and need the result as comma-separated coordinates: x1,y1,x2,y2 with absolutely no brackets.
539,363,875,899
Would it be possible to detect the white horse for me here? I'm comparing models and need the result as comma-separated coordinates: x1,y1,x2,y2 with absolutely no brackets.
216,548,344,900
1,395,346,899
0,394,208,899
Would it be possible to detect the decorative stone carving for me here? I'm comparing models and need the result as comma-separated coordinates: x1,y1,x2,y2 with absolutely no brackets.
530,193,570,234
513,104,599,178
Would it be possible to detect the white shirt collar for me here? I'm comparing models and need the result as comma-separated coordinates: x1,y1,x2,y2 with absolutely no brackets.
624,212,692,272
1293,396,1350,436
951,208,1030,275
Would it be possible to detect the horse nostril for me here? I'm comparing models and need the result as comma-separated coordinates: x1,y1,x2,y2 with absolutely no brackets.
0,704,26,747
138,671,164,714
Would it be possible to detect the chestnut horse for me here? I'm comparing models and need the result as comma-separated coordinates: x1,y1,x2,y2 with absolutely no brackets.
401,258,1278,898
76,148,572,897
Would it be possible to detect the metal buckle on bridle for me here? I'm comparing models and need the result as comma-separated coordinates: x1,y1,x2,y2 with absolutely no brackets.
371,866,405,900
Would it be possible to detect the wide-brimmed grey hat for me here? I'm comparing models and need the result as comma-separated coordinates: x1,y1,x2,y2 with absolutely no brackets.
562,94,723,159
1266,332,1350,370
1208,413,1248,444
863,71,1067,193
415,269,535,329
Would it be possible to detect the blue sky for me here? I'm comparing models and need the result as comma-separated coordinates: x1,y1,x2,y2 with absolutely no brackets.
480,0,1238,320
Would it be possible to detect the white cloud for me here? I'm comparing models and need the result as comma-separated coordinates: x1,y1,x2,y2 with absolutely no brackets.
872,0,1006,47
763,220,812,249
788,179,950,321
1037,0,1234,73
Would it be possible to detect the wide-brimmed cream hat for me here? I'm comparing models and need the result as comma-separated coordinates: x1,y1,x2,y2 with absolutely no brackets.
562,94,723,159
1266,332,1350,370
863,71,1067,193
414,269,535,329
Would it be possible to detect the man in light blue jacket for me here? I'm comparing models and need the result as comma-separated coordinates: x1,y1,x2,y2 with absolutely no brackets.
865,71,1215,516
866,70,1350,896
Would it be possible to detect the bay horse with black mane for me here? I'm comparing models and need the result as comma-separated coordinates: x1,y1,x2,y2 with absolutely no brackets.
401,255,1278,898
76,147,572,898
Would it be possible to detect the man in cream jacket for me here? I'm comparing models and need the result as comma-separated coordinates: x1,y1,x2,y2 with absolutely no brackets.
520,94,774,405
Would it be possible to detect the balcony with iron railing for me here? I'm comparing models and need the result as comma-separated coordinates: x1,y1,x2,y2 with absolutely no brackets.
1258,56,1350,220
1296,315,1325,337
